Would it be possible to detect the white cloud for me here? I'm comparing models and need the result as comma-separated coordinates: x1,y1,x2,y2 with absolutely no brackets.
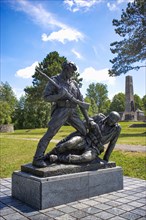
12,0,84,44
107,0,134,11
81,67,116,85
71,49,83,59
13,0,66,29
42,28,84,44
80,67,116,98
107,2,117,11
64,0,134,12
64,0,102,12
15,61,39,79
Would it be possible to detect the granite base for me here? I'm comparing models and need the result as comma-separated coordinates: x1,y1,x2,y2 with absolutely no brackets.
12,166,123,210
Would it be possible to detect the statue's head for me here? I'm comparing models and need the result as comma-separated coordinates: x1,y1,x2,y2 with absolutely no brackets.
106,111,120,126
62,61,77,79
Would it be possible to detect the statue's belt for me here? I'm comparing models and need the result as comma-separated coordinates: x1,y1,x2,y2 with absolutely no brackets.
56,100,77,108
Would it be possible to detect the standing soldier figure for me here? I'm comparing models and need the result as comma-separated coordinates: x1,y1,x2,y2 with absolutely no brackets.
32,61,89,168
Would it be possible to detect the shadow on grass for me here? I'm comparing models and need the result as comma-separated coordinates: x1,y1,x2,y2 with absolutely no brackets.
120,132,146,138
7,131,47,136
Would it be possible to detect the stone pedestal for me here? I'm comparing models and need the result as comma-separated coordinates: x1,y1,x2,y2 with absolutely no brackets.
12,165,123,210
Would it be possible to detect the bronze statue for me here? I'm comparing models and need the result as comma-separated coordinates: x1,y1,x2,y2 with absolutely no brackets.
44,111,121,164
33,61,90,168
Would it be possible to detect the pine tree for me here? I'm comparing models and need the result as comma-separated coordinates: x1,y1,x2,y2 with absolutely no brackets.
109,0,146,76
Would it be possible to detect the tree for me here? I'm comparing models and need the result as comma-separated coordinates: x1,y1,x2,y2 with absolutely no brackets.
86,83,109,113
0,101,12,124
84,97,98,116
109,0,146,76
23,99,51,129
73,71,83,88
110,93,125,113
13,96,26,129
142,95,146,115
134,94,143,110
103,99,111,115
0,82,17,124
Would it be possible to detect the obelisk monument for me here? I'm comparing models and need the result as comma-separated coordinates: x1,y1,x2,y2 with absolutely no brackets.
123,75,136,120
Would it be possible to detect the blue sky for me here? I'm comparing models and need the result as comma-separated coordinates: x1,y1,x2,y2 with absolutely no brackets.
1,0,145,100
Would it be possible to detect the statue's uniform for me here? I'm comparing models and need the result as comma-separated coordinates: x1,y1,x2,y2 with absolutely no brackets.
34,74,86,160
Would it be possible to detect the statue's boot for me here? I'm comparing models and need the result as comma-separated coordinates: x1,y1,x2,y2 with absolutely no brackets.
32,144,47,168
32,158,47,168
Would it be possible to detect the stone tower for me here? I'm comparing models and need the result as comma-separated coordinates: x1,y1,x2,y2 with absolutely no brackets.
125,75,135,113
122,75,136,120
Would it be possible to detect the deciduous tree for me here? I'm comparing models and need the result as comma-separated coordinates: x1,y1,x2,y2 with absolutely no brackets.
86,83,109,113
0,82,17,124
142,95,146,115
134,94,143,110
110,93,125,113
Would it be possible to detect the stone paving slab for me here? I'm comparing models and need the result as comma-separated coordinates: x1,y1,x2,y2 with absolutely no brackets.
0,176,146,219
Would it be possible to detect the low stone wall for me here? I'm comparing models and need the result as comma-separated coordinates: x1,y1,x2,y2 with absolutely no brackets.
0,124,14,133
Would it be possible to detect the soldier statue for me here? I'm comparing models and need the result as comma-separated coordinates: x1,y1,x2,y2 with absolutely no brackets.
32,61,90,168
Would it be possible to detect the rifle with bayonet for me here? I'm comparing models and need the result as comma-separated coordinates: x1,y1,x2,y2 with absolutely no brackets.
36,67,90,110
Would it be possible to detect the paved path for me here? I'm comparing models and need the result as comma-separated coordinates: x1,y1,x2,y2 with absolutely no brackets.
114,144,146,153
0,176,146,220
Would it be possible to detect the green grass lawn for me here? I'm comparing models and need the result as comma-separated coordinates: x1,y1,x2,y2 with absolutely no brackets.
1,121,146,179
117,121,146,145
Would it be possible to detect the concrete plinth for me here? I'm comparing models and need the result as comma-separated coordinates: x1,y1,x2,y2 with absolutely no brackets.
12,167,123,210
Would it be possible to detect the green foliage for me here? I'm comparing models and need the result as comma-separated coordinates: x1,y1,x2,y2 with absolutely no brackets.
23,100,51,129
109,0,146,76
0,82,17,124
72,71,83,88
14,95,51,129
103,99,111,115
84,97,98,116
86,83,109,113
134,94,143,110
0,101,12,124
110,93,125,113
13,96,25,129
142,95,146,115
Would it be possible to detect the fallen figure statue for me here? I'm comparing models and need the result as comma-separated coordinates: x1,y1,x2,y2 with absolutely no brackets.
44,111,121,165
